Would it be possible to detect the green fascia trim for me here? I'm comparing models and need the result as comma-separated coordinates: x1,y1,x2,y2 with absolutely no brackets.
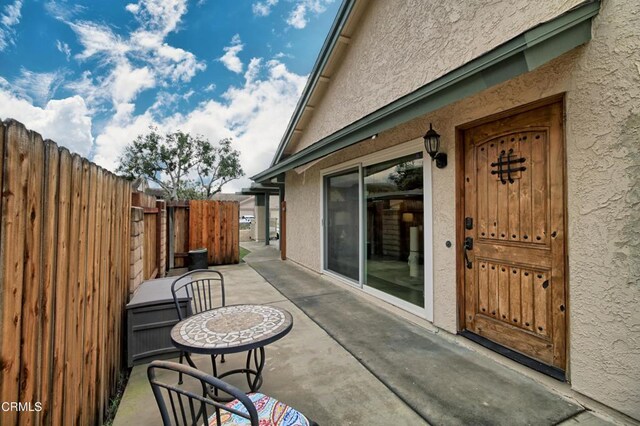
271,0,356,166
254,1,599,183
239,186,280,196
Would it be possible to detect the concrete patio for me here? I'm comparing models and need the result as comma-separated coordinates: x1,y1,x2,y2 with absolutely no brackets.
114,243,617,425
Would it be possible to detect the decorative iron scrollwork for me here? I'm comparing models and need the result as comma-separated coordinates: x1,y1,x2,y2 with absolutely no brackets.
490,149,526,184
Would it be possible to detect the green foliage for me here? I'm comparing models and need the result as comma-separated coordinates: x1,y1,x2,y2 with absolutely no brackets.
116,127,244,200
389,161,422,191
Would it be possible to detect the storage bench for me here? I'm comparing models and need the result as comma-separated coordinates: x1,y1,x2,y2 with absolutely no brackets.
126,277,191,367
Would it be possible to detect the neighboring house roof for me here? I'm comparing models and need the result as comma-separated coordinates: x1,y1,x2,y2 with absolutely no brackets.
145,187,166,199
211,193,252,202
252,0,599,183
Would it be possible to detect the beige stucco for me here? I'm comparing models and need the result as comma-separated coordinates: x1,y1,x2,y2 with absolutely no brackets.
290,0,587,155
283,0,640,420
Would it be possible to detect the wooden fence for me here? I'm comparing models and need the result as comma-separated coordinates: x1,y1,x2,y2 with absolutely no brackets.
131,192,165,280
0,120,131,425
168,200,239,267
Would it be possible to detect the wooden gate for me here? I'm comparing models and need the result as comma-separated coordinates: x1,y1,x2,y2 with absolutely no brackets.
168,200,240,267
458,98,567,375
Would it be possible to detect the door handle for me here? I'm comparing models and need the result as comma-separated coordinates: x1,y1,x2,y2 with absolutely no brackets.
464,237,473,269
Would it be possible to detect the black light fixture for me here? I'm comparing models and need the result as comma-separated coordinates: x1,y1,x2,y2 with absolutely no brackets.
423,123,447,168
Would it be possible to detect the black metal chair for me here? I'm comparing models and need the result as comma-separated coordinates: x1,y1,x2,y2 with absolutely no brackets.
171,269,226,383
148,360,316,426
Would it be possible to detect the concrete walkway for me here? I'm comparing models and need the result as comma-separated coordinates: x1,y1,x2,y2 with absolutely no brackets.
114,258,425,425
242,243,613,426
114,242,613,425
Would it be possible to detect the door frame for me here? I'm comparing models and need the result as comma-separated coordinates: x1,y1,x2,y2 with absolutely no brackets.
455,94,569,373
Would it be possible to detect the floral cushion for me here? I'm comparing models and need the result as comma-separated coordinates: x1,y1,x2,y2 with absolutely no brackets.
207,393,310,426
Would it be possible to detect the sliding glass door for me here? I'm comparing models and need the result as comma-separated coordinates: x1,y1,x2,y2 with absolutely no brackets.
322,149,427,313
364,154,424,307
324,169,360,281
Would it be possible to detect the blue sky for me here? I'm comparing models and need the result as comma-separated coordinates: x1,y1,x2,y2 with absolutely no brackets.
0,0,340,191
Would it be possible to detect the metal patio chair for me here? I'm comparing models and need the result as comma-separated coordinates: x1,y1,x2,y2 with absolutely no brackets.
148,360,316,426
171,269,226,383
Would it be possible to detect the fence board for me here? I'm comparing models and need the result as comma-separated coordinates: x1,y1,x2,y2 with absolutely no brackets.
0,121,30,426
38,141,59,425
18,130,45,426
173,206,188,267
184,200,239,266
107,174,117,398
0,118,135,425
62,154,83,424
51,148,71,426
96,170,111,422
233,202,240,263
83,164,99,426
144,212,158,279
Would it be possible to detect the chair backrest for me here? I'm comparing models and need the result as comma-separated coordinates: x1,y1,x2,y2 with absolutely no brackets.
171,269,225,320
148,360,259,426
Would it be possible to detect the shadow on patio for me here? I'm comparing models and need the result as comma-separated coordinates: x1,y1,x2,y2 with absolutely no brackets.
114,243,609,426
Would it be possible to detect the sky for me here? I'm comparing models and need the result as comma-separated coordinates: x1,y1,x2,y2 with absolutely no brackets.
0,0,341,192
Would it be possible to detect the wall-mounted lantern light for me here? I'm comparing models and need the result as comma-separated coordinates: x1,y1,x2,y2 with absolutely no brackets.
423,123,447,169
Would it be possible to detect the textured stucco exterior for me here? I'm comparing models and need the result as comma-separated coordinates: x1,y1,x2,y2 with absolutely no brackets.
290,0,588,154
283,0,640,419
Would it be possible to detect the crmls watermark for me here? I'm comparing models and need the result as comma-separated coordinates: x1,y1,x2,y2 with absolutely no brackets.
1,402,42,412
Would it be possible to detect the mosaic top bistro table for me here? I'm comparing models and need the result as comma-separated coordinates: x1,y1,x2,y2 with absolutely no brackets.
170,304,293,396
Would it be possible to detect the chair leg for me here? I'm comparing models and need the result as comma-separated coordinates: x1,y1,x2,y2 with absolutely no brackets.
178,351,184,385
221,354,225,364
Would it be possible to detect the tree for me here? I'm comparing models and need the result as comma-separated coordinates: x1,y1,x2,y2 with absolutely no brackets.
389,161,422,191
116,127,243,200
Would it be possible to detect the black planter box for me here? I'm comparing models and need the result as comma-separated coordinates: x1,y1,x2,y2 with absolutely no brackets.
126,277,191,368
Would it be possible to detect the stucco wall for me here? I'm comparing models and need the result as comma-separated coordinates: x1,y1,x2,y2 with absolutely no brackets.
284,0,639,419
292,0,585,154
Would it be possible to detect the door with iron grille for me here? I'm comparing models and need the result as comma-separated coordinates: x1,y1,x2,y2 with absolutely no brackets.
461,100,567,374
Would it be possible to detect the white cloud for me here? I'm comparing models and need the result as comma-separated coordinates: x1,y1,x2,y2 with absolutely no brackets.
129,0,188,36
1,0,22,26
93,59,308,192
64,71,107,112
286,0,334,29
56,40,71,61
70,21,130,61
13,69,66,106
274,51,293,59
109,63,155,104
287,4,307,29
252,0,278,17
62,0,204,111
0,89,93,157
204,83,216,92
44,0,86,21
0,0,23,50
244,58,262,83
183,90,194,101
220,34,244,74
154,44,206,82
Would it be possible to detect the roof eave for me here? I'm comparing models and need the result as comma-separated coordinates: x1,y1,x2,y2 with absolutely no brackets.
269,0,357,166
254,0,600,183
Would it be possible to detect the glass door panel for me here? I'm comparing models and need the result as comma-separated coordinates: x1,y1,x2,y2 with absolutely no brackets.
364,154,424,307
324,169,360,281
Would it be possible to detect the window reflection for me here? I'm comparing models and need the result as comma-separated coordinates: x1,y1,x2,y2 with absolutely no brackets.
324,169,360,281
365,154,424,307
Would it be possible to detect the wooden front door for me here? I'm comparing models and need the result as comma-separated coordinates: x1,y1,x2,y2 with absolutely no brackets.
460,100,567,373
